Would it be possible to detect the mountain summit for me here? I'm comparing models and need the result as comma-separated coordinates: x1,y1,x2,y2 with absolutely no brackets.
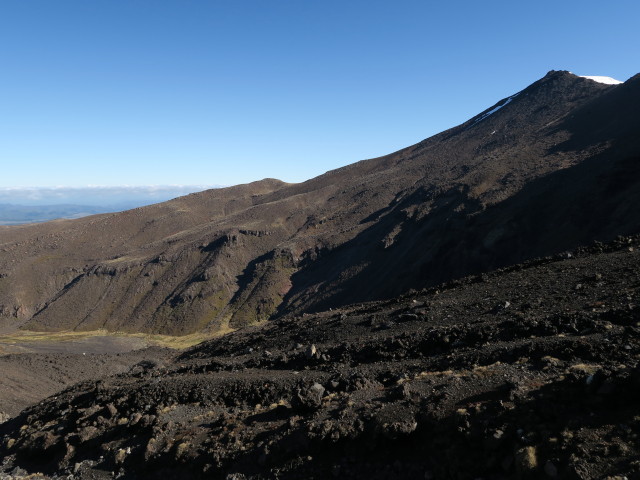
0,70,638,335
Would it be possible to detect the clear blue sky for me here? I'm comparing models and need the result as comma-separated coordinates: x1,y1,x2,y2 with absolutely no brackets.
1,1,638,188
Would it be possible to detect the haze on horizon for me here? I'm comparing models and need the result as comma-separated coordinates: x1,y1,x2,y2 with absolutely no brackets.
0,185,224,224
1,1,638,190
0,185,220,207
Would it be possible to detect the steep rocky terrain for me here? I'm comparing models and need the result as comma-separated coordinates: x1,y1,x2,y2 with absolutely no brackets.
1,234,638,479
0,71,638,335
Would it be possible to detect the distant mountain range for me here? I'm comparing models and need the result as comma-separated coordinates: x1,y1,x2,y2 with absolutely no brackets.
0,70,638,335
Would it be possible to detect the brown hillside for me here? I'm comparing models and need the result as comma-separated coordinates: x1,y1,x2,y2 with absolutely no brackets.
0,71,638,335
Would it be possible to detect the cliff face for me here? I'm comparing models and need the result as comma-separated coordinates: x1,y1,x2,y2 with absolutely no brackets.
0,71,638,335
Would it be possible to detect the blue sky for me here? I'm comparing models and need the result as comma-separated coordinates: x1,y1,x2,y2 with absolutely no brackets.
1,0,638,190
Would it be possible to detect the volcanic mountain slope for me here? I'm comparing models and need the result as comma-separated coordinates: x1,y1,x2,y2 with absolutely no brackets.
0,71,639,335
1,234,638,479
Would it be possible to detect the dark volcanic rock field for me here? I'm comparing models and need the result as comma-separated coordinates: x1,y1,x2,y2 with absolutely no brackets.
2,235,639,479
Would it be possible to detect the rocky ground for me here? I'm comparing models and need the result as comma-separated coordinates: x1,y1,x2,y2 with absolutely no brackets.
0,235,638,479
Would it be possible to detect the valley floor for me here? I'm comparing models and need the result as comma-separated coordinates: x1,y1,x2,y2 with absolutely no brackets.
0,330,216,418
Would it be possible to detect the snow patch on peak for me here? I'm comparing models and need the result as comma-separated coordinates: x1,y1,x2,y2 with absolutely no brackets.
474,92,521,124
580,76,622,85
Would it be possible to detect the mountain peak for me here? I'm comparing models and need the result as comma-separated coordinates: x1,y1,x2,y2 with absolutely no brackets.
542,69,575,79
539,70,622,86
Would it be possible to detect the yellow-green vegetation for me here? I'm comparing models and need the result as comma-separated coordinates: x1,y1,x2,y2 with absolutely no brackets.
33,254,63,264
154,287,235,335
198,290,233,329
0,327,234,350
135,328,235,349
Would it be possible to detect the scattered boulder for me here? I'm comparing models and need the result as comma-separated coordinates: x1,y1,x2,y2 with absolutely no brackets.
105,403,118,419
515,446,538,476
293,382,325,411
305,344,317,359
373,405,418,440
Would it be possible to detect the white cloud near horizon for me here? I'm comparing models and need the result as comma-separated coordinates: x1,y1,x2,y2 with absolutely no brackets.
0,185,223,207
